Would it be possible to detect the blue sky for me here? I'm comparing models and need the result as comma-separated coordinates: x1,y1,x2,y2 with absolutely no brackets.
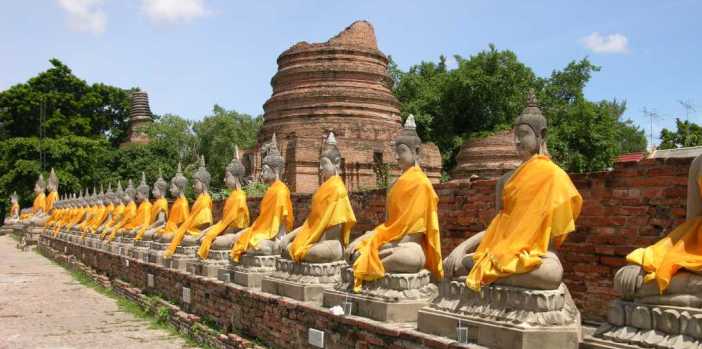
1,1,700,146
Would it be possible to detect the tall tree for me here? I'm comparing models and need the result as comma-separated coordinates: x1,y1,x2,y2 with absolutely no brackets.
659,119,702,149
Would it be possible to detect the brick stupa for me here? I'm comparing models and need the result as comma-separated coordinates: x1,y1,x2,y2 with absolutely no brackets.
451,130,521,181
122,91,153,147
250,20,441,193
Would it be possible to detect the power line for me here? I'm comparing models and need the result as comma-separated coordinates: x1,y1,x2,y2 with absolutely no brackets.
642,107,662,150
678,99,696,123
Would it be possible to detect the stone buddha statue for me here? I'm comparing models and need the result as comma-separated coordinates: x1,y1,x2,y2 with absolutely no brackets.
281,132,356,264
418,92,583,348
106,179,137,241
5,192,20,224
196,145,250,260
36,168,60,226
80,186,108,239
262,132,356,301
98,181,127,240
20,174,46,222
68,187,97,232
155,164,190,243
163,156,214,258
53,189,88,237
135,170,169,241
344,115,443,292
229,134,293,262
119,173,153,240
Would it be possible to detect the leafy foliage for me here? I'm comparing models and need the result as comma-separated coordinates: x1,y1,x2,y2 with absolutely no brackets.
659,119,702,149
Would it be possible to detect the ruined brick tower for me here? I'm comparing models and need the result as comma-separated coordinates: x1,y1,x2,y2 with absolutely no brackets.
122,91,153,147
251,20,441,193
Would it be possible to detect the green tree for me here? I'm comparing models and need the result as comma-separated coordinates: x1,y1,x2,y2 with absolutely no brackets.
0,58,133,145
193,105,262,191
659,119,702,149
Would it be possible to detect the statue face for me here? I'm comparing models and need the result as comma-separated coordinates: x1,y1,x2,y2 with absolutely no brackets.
514,124,541,161
319,157,337,180
34,183,43,194
224,171,239,190
170,181,181,197
193,179,204,194
152,186,162,199
395,143,417,171
136,191,146,202
47,183,56,192
261,164,277,184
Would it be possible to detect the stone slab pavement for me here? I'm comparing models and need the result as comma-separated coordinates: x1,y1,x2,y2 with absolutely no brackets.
0,235,194,349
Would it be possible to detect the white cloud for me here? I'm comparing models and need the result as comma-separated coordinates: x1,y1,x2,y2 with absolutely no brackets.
141,0,209,23
57,0,106,35
581,32,630,54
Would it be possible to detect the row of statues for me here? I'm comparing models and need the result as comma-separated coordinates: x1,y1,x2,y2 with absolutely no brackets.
7,93,701,348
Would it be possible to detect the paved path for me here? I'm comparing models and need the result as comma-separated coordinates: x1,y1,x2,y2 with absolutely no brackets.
0,235,193,349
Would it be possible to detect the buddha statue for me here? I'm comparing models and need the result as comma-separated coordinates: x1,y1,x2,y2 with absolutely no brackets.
19,174,46,222
105,180,137,241
154,164,190,243
163,156,214,259
98,181,127,240
263,132,356,301
33,168,60,226
5,192,20,224
81,186,108,240
591,154,702,348
418,92,583,348
53,189,88,238
135,170,169,241
344,115,443,291
229,134,293,263
118,173,153,240
196,146,250,261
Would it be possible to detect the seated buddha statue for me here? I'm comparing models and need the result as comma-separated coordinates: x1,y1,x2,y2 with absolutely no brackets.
32,168,59,227
118,173,153,240
98,181,127,239
4,192,20,225
196,146,250,260
443,93,582,292
229,134,293,262
53,189,88,237
135,171,169,241
81,186,109,239
19,174,46,223
615,153,702,307
163,156,214,258
106,180,137,241
67,188,96,232
91,184,117,237
280,132,356,264
154,164,190,243
345,115,443,292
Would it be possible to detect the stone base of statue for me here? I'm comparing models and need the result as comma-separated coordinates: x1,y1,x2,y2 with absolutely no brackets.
168,245,198,271
416,280,581,349
262,259,346,303
322,267,438,323
148,241,171,266
85,236,99,249
190,250,230,278
221,254,278,288
130,239,152,263
582,300,702,349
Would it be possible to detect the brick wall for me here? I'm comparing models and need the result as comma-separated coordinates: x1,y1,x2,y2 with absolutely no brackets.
224,156,691,322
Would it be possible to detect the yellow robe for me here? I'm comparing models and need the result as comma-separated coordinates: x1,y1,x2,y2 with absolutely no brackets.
288,175,356,262
135,198,168,240
197,189,249,259
164,193,213,257
46,191,58,212
100,203,124,238
230,180,293,262
77,205,97,231
627,176,702,293
21,192,46,219
158,196,189,235
352,165,443,292
467,155,582,291
54,207,86,237
81,204,106,238
89,203,113,234
123,200,152,231
108,201,137,240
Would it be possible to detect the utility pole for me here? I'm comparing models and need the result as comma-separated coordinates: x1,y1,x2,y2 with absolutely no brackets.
678,99,696,123
39,96,46,171
642,107,661,150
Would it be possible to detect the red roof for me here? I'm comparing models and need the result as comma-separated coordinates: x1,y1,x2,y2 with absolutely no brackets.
615,152,646,163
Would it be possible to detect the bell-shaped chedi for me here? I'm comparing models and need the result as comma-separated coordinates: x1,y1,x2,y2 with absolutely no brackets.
255,20,441,193
451,130,521,181
122,91,154,147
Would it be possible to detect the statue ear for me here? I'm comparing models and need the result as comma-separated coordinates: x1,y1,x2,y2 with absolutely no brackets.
540,128,548,142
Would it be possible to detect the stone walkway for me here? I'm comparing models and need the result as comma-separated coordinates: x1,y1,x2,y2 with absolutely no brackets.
0,235,193,349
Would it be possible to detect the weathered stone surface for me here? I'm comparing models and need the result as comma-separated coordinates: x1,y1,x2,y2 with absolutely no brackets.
262,259,346,302
248,20,441,193
122,91,153,147
451,130,521,181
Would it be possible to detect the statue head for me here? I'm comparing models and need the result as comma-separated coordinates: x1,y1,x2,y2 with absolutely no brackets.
10,191,18,204
153,169,168,199
115,181,125,205
193,155,211,194
320,132,342,180
225,145,245,190
124,179,136,203
47,168,59,192
513,90,548,161
136,172,150,203
34,174,47,194
262,133,284,184
170,162,188,197
96,184,104,205
394,114,421,171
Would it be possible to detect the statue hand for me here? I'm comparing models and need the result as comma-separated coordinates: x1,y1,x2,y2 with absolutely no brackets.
443,231,484,279
614,265,644,299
